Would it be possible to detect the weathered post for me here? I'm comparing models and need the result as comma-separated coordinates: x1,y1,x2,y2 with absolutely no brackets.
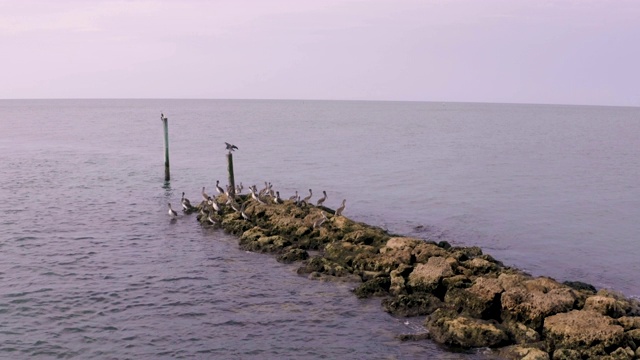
161,113,170,182
227,152,235,198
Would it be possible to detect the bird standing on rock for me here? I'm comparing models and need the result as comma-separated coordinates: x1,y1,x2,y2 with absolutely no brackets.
181,192,193,211
215,180,225,195
302,189,312,204
335,199,346,216
312,211,328,229
316,191,327,207
240,202,250,221
274,191,284,204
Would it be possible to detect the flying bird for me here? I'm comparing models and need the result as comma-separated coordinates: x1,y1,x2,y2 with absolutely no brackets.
225,142,238,152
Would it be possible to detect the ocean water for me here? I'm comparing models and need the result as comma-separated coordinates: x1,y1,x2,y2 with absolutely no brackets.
1,99,639,359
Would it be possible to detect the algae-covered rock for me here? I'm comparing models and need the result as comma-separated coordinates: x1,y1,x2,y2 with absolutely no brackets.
502,321,541,344
425,309,509,348
608,346,635,360
500,277,577,330
407,257,454,293
461,257,501,276
276,248,309,264
617,316,640,331
389,264,412,295
444,277,503,320
498,345,549,360
411,242,448,263
562,280,597,294
584,295,627,318
354,276,390,298
543,310,625,357
552,348,581,360
382,293,443,317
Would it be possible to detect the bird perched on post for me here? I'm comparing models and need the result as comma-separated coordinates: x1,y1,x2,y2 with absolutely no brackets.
225,142,238,152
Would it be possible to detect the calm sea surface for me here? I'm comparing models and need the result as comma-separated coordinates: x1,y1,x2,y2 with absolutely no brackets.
1,99,639,359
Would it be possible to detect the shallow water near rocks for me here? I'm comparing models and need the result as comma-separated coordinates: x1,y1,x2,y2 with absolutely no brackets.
1,99,638,358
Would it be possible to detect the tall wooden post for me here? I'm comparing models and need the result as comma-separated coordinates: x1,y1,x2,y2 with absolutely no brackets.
227,152,235,198
161,114,170,181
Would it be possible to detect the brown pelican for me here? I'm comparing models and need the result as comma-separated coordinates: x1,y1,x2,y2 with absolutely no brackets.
181,192,193,211
201,187,210,202
335,199,346,216
250,186,267,205
167,203,178,217
208,196,221,213
274,191,284,204
235,182,243,194
227,197,241,212
312,211,328,229
302,189,312,204
207,213,220,226
316,191,327,207
240,202,250,221
225,142,238,152
215,180,225,195
289,190,298,201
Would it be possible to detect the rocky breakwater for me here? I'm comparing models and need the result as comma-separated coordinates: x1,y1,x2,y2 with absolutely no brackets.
196,194,640,359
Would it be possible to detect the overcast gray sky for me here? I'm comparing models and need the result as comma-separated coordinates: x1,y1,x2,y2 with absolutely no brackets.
1,0,639,106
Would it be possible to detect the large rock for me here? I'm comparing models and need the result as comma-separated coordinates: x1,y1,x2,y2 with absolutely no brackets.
500,277,577,330
411,242,449,263
389,264,412,295
407,256,454,293
617,316,640,331
498,345,550,360
543,310,625,357
426,309,509,348
584,295,627,318
444,277,503,320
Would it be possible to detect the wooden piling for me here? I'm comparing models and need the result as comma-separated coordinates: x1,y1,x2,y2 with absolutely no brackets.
227,152,235,198
161,114,170,181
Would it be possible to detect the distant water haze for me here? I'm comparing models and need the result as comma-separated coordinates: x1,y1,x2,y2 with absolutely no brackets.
1,99,638,358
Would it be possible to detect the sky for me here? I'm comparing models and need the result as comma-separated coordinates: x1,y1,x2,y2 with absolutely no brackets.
1,0,639,106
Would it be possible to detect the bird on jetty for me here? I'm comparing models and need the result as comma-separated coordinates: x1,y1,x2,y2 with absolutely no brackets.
181,192,193,211
208,196,221,213
249,186,267,205
316,191,327,207
227,197,241,212
302,189,312,204
235,182,243,194
207,213,220,226
225,142,238,152
202,187,210,202
312,211,328,229
274,191,284,204
240,202,250,221
335,199,346,216
215,180,225,195
289,190,298,201
167,203,178,217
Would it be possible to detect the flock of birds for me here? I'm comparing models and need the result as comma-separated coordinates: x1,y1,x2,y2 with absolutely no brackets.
166,141,346,229
167,181,347,229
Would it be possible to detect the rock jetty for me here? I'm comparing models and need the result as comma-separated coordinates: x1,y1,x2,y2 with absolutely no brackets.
194,192,640,359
